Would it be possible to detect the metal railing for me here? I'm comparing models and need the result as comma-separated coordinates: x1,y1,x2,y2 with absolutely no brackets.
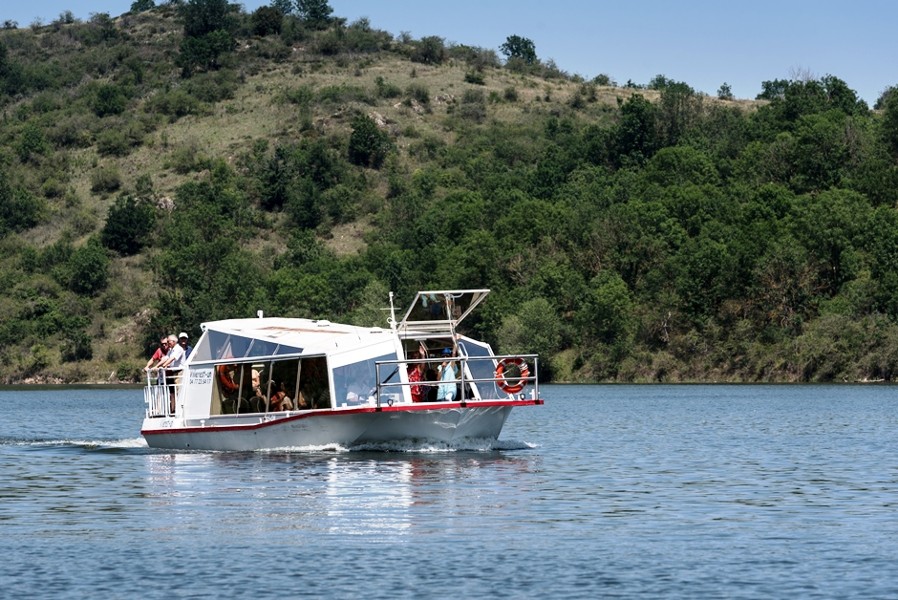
143,368,183,418
374,354,539,407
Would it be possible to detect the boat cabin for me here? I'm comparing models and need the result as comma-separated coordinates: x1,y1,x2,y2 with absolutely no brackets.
144,289,538,420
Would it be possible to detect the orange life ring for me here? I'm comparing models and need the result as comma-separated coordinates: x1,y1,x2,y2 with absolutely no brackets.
495,358,530,395
217,365,239,392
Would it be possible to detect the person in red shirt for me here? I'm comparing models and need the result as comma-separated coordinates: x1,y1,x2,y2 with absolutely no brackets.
144,336,167,370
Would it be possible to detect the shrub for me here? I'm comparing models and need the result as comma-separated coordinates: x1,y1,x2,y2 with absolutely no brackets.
146,89,203,120
167,141,209,174
184,69,238,102
0,177,44,235
96,129,131,156
61,329,93,362
17,123,49,162
374,76,401,99
90,165,122,193
91,83,128,117
317,84,372,105
405,83,430,106
464,70,485,85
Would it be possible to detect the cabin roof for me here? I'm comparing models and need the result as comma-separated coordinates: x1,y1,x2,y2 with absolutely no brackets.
192,317,392,362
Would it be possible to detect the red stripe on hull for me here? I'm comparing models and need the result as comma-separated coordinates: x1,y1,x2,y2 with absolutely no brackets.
142,398,543,437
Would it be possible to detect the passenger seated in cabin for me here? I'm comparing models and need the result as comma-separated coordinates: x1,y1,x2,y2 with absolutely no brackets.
248,368,268,413
269,382,294,412
300,358,330,409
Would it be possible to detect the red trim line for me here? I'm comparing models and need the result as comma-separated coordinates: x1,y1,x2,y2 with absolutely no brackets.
142,398,543,436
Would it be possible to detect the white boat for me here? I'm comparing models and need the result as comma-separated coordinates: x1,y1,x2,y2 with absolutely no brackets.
140,289,543,450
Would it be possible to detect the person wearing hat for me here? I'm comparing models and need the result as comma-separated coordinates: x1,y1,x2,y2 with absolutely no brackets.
178,331,193,358
436,345,458,401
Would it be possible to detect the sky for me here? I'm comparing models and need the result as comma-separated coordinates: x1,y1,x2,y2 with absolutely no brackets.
3,0,895,105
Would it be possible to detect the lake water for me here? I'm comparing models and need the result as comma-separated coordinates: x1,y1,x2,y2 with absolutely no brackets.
1,384,896,599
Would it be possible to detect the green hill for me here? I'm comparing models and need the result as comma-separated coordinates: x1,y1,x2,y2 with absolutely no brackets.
1,1,897,384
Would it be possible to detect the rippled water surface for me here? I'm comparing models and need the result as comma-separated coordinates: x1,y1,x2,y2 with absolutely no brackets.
1,384,897,598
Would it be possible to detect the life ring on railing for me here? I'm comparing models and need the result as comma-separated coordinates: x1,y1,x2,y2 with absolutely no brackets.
217,365,239,393
495,358,530,395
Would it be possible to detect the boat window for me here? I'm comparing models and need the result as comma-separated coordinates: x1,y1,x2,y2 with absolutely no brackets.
226,335,253,359
274,344,303,356
332,353,397,407
298,357,330,409
249,339,278,358
458,339,501,399
195,330,228,362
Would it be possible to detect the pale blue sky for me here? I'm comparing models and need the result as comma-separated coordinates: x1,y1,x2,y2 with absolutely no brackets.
3,0,894,105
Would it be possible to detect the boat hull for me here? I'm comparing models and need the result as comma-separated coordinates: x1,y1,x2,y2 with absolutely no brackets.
141,400,540,451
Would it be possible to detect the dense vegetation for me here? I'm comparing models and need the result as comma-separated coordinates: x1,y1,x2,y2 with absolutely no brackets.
2,0,898,384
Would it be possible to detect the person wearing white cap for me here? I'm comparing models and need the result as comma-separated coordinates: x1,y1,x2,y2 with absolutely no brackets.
178,331,193,358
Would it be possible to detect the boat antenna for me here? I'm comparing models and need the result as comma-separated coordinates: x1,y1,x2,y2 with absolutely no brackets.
387,292,397,331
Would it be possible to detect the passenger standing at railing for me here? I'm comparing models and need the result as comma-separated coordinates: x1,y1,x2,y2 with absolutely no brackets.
408,348,426,402
144,336,168,371
177,332,193,358
156,334,186,412
436,346,458,401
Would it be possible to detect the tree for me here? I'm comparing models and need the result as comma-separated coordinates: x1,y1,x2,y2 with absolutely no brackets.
251,5,283,36
270,0,294,16
181,0,234,38
69,237,110,295
348,113,392,168
178,0,236,75
614,94,658,165
717,82,734,100
296,0,333,29
411,36,445,65
101,194,156,256
130,0,155,12
881,87,898,158
500,35,536,65
657,80,700,147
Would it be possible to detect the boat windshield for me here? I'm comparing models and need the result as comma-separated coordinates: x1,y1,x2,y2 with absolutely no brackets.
397,289,489,334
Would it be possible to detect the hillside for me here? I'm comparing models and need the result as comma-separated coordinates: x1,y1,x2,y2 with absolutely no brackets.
1,1,897,384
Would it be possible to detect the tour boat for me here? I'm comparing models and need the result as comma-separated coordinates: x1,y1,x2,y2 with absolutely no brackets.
140,289,543,450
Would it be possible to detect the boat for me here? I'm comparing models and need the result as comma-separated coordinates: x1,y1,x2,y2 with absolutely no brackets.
140,289,544,450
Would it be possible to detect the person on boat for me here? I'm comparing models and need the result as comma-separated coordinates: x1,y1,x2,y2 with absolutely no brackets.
248,368,268,412
156,334,186,412
178,332,193,358
269,382,294,411
144,336,168,371
436,346,458,401
157,335,186,371
407,344,428,402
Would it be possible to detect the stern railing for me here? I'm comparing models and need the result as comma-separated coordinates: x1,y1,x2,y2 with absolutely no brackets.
143,368,184,418
374,354,539,407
